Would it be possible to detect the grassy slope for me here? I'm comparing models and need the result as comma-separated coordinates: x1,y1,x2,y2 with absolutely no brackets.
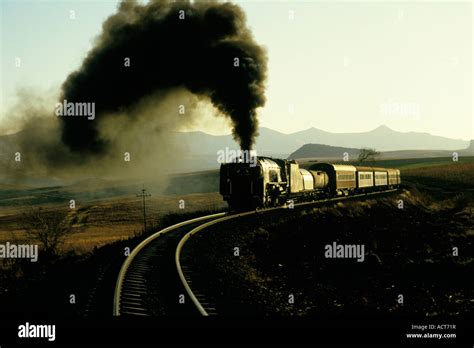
185,188,474,316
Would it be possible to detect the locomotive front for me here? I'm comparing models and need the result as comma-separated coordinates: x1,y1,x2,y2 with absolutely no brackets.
219,157,287,210
220,162,262,210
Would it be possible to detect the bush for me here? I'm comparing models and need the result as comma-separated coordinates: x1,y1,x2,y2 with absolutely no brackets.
22,207,73,257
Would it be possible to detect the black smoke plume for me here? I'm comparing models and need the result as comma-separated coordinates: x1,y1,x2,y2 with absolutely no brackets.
60,0,267,152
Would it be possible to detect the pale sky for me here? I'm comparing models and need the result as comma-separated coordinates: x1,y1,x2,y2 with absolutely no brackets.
1,0,473,140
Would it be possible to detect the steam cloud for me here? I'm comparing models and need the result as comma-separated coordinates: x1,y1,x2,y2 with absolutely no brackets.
60,0,267,152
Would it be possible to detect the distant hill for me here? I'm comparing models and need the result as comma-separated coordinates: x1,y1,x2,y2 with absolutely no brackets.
468,140,474,151
288,144,360,159
289,141,474,160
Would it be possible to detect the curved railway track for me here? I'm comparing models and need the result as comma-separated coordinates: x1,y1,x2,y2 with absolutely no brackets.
113,212,226,316
114,189,398,316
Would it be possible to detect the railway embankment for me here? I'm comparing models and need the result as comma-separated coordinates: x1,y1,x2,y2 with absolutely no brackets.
184,188,474,316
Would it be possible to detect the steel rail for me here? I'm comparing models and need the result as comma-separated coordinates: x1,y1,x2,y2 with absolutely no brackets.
113,212,226,316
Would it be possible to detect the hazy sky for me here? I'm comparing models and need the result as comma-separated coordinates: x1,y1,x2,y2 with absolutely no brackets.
1,0,472,140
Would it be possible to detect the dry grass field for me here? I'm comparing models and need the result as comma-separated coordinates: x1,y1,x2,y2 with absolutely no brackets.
402,162,474,190
0,192,226,254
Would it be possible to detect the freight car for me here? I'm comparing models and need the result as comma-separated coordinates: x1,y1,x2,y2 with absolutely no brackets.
220,157,400,210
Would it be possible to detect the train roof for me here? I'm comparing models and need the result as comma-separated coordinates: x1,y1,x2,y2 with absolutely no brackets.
351,165,401,173
354,166,389,171
308,163,357,172
257,157,281,169
355,166,377,172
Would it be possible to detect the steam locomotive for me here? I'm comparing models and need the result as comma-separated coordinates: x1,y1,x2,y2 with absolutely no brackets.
219,157,401,210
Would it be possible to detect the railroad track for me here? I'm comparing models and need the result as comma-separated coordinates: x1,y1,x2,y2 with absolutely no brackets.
114,189,398,316
113,212,225,316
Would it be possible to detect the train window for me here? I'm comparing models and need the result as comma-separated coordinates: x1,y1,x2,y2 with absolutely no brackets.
338,173,354,181
269,170,279,182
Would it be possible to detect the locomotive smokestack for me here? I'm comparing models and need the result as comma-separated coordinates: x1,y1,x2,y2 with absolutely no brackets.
59,0,267,153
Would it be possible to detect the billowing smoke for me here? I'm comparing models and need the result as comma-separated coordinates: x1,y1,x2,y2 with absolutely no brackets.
60,0,267,152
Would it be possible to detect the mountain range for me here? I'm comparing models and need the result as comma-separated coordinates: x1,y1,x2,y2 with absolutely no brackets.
1,125,472,175
175,125,471,157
